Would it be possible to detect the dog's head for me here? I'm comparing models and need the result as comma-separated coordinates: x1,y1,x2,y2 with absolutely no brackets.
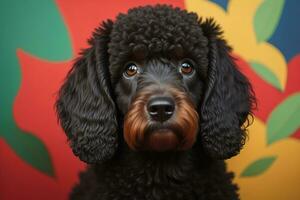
56,5,255,163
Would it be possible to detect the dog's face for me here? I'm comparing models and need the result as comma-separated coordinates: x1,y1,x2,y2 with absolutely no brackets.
109,7,209,152
56,5,255,163
118,57,201,152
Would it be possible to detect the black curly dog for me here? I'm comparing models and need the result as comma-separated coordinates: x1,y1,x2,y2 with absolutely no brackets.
56,5,255,200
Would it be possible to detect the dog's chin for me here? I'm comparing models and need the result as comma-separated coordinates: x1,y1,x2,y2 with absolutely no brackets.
145,129,180,152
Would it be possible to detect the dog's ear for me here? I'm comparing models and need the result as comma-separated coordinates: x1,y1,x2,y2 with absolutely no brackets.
56,20,118,163
199,19,255,159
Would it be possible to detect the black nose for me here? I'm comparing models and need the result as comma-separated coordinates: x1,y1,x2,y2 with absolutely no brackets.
147,96,175,122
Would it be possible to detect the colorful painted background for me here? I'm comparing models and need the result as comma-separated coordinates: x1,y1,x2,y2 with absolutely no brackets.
0,0,299,199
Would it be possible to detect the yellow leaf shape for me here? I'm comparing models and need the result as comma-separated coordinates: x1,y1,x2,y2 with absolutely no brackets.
185,0,287,90
226,118,300,199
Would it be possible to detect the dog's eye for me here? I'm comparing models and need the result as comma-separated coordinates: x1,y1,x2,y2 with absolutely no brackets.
180,60,194,75
124,63,139,77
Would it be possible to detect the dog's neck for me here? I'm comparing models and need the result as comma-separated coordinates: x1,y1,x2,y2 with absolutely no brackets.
96,146,211,183
91,146,231,199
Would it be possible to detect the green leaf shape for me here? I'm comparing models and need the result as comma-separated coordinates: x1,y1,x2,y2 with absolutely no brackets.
0,0,72,60
241,156,277,177
267,93,300,145
5,130,55,177
249,61,283,91
254,0,285,43
0,0,72,176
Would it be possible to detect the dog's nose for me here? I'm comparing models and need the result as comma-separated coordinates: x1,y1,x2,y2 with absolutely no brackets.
147,97,175,122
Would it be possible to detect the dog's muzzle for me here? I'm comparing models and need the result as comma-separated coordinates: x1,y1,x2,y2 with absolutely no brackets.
124,86,199,152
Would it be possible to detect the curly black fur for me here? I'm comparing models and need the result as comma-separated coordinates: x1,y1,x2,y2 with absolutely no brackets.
200,19,255,159
56,5,255,200
56,20,118,163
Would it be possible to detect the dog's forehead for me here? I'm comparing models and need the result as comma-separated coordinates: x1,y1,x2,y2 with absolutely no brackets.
108,5,209,83
108,5,207,60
